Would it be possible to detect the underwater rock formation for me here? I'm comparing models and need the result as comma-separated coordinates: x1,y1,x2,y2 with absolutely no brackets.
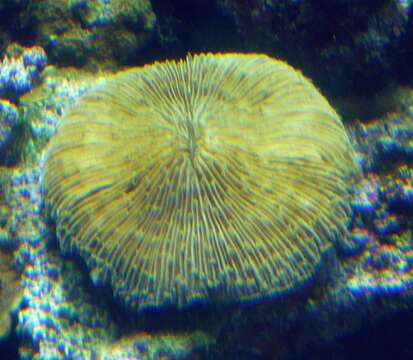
344,106,413,295
0,45,47,101
0,249,23,340
19,0,156,68
0,168,23,341
0,100,19,154
0,44,47,166
4,70,119,360
216,0,412,97
96,331,211,360
43,53,358,311
1,0,412,99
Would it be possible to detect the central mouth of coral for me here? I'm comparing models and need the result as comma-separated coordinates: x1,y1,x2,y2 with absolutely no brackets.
181,116,203,164
188,134,197,160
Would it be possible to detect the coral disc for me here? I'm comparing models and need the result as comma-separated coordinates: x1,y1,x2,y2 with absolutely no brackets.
43,53,358,310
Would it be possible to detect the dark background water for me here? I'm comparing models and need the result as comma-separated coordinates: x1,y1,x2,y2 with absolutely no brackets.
305,311,413,360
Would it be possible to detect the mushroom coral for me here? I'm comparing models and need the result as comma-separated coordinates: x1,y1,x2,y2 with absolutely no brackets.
43,53,358,311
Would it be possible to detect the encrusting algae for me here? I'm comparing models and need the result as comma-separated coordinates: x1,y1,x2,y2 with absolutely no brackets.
0,249,23,339
43,53,359,311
